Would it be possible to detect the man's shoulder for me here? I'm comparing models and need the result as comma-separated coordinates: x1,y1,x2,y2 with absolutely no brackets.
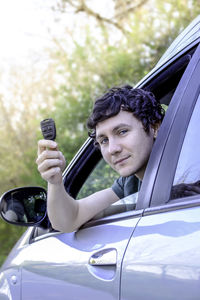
112,175,139,198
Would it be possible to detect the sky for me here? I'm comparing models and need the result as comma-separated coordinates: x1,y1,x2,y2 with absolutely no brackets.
0,0,60,66
0,0,115,99
0,0,114,67
0,0,64,98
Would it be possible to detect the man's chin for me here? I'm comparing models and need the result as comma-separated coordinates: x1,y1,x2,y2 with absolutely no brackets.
117,168,134,177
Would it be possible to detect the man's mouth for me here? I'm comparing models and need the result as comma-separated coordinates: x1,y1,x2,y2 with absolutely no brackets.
114,156,130,165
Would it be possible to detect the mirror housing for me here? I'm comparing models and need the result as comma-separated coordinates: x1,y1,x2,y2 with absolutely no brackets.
0,186,47,226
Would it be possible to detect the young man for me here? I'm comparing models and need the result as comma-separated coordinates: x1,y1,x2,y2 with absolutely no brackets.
36,85,164,232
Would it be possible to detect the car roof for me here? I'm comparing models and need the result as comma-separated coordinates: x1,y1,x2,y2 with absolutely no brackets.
156,15,200,68
136,15,200,88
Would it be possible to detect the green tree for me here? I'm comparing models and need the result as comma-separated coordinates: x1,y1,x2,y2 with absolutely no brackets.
47,0,200,164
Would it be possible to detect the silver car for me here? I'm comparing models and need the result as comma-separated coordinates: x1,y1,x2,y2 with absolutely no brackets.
1,16,200,300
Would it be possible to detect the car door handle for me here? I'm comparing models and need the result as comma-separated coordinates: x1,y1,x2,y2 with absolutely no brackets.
89,248,117,266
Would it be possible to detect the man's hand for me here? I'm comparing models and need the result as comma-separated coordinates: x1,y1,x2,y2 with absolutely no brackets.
36,140,66,185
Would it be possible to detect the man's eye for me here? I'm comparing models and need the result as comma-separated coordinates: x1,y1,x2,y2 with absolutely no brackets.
119,129,128,135
100,138,108,145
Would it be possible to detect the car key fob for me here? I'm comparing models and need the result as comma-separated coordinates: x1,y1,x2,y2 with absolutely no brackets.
40,118,56,140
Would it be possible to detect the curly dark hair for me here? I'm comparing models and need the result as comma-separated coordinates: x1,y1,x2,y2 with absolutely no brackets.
87,85,165,140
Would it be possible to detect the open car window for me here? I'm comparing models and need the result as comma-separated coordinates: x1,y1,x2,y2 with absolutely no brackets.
77,159,139,220
77,159,118,199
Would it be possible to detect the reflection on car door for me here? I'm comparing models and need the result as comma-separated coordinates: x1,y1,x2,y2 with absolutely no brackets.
20,211,142,300
121,207,200,300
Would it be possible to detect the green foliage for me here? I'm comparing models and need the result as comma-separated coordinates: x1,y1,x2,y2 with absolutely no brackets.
0,219,26,266
77,159,119,199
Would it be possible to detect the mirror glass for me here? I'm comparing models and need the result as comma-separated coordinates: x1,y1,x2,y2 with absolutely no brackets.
0,187,47,226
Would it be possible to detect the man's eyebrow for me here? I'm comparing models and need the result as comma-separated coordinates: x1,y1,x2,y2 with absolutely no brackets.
96,133,106,141
112,123,132,132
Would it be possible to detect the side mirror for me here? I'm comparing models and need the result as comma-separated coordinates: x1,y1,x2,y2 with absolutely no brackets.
0,186,47,226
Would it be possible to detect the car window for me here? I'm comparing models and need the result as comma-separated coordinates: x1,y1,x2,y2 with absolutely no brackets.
170,92,200,201
77,159,119,199
77,159,139,219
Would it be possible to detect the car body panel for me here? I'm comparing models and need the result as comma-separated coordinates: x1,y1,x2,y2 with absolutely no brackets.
121,206,200,300
0,228,33,300
0,268,21,300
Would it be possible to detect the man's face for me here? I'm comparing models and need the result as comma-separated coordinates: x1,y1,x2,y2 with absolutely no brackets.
96,110,158,179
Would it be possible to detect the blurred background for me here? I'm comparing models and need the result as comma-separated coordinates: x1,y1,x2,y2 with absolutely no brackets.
0,0,200,266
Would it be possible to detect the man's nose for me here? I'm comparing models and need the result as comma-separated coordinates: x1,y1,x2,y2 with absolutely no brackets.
108,139,122,155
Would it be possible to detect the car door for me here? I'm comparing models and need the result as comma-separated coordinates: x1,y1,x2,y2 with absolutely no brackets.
20,213,142,300
19,157,143,300
121,43,200,299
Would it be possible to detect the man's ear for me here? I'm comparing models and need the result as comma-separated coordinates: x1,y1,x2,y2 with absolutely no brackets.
152,122,160,139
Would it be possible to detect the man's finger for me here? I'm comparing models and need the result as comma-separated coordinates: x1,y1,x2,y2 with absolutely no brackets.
37,139,58,155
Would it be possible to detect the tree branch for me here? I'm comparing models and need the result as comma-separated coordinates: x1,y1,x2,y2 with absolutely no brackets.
114,0,149,20
61,0,130,35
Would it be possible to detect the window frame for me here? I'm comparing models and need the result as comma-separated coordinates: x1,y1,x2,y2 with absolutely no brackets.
141,42,200,209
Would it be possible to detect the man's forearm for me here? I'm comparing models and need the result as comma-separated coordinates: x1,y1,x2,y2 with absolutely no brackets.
47,182,79,232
